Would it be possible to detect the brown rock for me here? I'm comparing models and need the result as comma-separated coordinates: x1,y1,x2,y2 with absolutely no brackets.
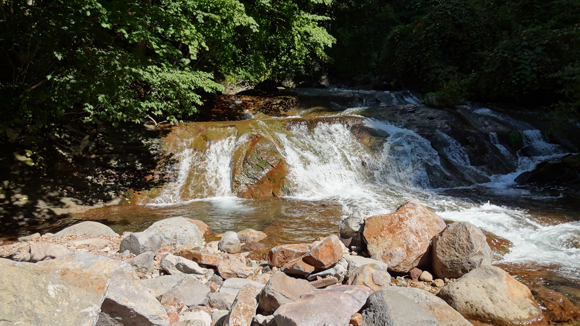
223,284,261,326
241,242,265,252
363,199,446,273
258,272,316,315
268,243,311,268
237,229,267,244
218,260,256,279
409,267,422,282
532,286,580,322
350,313,363,326
176,248,224,267
348,264,391,292
185,219,213,236
281,257,315,277
302,235,343,270
310,276,339,289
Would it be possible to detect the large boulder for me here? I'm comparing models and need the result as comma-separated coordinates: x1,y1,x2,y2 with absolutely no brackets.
433,221,492,279
387,287,471,326
146,217,204,247
302,235,343,270
362,290,440,326
274,285,370,326
219,231,242,254
258,272,316,315
0,252,169,325
231,135,289,199
268,243,311,268
438,266,546,326
363,200,446,273
223,284,261,326
120,231,164,255
53,221,119,238
348,264,391,292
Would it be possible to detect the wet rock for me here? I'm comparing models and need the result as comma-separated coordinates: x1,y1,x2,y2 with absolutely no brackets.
176,246,224,267
362,290,439,326
343,255,388,281
433,221,492,279
388,287,471,326
237,229,267,244
438,266,546,326
223,284,261,326
349,264,391,292
28,242,71,262
268,243,311,268
142,274,195,298
160,278,211,308
302,234,343,270
363,200,446,273
339,212,365,247
219,231,242,254
281,256,315,277
53,221,119,238
515,153,580,189
129,251,155,274
231,135,289,199
409,267,422,282
420,271,433,282
186,219,213,236
531,286,580,322
0,252,169,325
274,285,370,326
208,292,237,310
146,217,204,247
120,231,164,255
161,253,207,275
258,272,316,314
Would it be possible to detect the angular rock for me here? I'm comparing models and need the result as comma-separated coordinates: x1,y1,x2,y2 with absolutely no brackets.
274,285,370,326
241,242,266,252
146,217,204,247
281,256,315,277
53,221,119,238
237,229,267,244
218,260,255,279
160,278,211,308
339,212,365,247
120,231,164,255
180,310,212,326
343,255,389,281
208,292,237,310
176,247,224,267
363,200,446,273
28,242,71,262
438,266,546,326
268,243,311,268
219,231,242,254
310,276,339,288
220,278,265,296
302,235,343,270
223,284,261,326
307,258,348,283
211,310,229,326
0,252,168,325
142,275,195,298
362,289,440,326
258,272,316,315
388,287,471,326
161,253,207,275
349,264,391,292
186,219,213,236
433,221,492,279
129,251,156,274
253,314,275,326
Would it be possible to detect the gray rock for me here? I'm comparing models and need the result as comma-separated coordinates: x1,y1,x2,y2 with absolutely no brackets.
259,272,316,315
307,258,348,283
339,212,365,247
28,242,71,262
0,252,169,326
129,251,156,274
18,232,40,242
437,266,544,326
362,290,439,326
433,222,492,279
219,231,242,254
160,278,211,307
146,217,204,247
208,292,237,310
72,238,111,248
54,221,119,237
343,255,388,281
141,274,195,298
180,310,212,326
120,231,164,255
274,285,370,326
161,253,207,275
253,314,275,326
211,310,229,326
220,278,265,296
387,287,471,326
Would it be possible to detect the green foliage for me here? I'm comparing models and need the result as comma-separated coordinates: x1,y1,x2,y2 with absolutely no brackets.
0,0,334,129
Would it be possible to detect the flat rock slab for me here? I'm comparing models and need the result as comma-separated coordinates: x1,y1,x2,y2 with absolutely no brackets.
274,285,370,326
54,221,119,238
221,278,265,296
362,289,440,326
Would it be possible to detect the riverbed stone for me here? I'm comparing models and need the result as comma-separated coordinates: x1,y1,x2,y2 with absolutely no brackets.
219,231,242,254
176,246,225,267
223,284,261,326
531,286,580,322
307,257,348,283
274,285,370,326
120,231,164,255
348,263,391,292
268,243,311,268
363,199,446,273
437,266,546,326
129,251,156,274
258,272,316,314
237,229,267,243
53,221,119,238
420,271,433,282
160,278,211,308
433,221,492,279
343,255,389,281
339,212,365,247
388,287,471,326
161,253,207,275
362,289,440,326
302,234,343,270
0,252,169,325
185,219,213,236
409,267,422,281
218,260,255,279
281,256,316,277
28,242,71,262
146,217,204,247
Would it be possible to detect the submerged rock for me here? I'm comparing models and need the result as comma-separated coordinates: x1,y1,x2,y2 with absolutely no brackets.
363,200,446,273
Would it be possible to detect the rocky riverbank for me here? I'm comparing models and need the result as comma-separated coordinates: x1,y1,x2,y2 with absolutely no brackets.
1,200,579,326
